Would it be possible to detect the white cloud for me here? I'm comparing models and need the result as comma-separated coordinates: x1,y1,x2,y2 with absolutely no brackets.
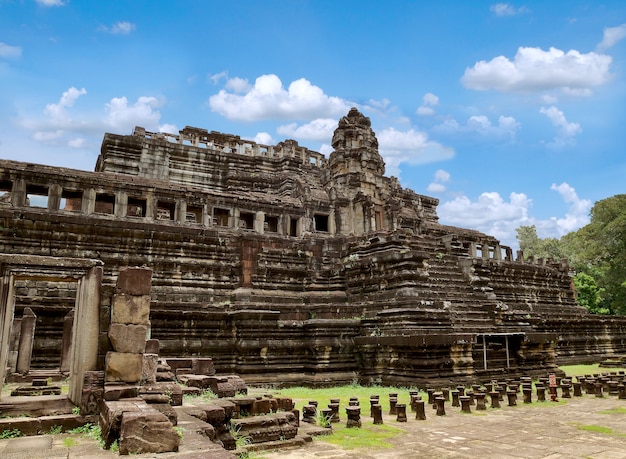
105,96,162,130
539,105,581,148
416,92,439,116
22,88,166,148
416,106,435,116
376,128,455,177
490,3,526,16
434,169,450,182
36,0,65,6
319,144,333,156
99,21,137,35
462,46,612,94
547,182,591,235
0,42,22,59
434,114,520,140
597,24,626,51
252,132,274,145
427,169,451,194
225,77,251,93
277,118,337,141
366,98,391,111
43,87,87,121
68,138,88,148
437,183,590,248
159,124,178,134
208,74,351,121
208,71,228,85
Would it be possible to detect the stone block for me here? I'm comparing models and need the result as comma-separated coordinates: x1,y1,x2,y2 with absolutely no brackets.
142,353,158,385
191,357,215,376
108,323,148,353
103,383,139,401
145,338,160,354
111,294,151,325
116,266,153,296
105,352,143,383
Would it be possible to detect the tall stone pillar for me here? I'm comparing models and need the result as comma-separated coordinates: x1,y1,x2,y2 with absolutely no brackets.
60,309,74,373
16,307,37,374
105,267,152,384
7,317,21,372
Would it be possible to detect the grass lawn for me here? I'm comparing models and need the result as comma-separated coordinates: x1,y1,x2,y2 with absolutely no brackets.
559,363,626,377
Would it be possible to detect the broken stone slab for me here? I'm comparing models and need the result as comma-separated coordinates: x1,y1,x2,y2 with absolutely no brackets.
105,352,143,383
177,374,211,389
104,383,139,401
108,323,148,353
111,294,150,325
230,411,298,444
10,385,61,396
139,382,183,406
100,398,179,454
116,266,153,296
119,410,180,455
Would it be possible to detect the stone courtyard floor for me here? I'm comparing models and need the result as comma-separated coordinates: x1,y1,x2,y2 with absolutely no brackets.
1,393,626,458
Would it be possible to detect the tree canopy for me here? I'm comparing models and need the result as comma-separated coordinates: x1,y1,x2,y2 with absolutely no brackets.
516,194,626,315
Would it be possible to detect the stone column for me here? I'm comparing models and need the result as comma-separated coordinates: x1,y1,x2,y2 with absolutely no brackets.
105,267,152,384
59,309,74,373
7,317,21,372
16,307,37,374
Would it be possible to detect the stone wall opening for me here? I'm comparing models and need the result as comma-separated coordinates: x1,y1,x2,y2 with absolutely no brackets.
239,211,255,230
186,205,203,223
26,184,49,208
61,189,83,211
314,213,329,232
95,192,115,215
156,200,175,220
127,197,147,218
0,255,102,404
213,207,229,226
264,215,279,233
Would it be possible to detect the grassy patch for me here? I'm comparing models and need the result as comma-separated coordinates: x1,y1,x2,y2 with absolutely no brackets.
266,384,425,414
599,407,626,415
559,363,626,376
63,437,77,447
322,423,403,450
574,423,626,437
0,428,21,439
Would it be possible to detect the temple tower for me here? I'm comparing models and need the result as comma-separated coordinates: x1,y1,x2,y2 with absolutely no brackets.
327,108,387,234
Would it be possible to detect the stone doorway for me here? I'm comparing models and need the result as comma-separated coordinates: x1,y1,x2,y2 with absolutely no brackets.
0,255,102,404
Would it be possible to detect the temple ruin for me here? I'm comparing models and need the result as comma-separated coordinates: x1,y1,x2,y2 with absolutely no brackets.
1,107,626,395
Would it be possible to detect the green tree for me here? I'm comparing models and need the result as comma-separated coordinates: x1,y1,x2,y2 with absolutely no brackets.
515,225,565,260
572,272,608,314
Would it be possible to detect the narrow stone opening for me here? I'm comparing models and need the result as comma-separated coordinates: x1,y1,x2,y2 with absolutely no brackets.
314,214,329,232
239,212,255,230
289,217,298,236
156,200,175,220
26,184,49,208
264,215,278,233
186,205,203,223
127,197,147,217
213,207,229,226
95,192,115,214
61,189,83,211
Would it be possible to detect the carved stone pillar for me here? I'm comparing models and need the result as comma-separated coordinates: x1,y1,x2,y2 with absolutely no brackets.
60,308,75,373
16,307,37,374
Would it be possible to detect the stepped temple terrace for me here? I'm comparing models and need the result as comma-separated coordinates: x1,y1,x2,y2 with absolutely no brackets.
1,108,626,455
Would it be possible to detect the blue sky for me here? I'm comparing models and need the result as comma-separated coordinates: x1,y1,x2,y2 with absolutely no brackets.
1,0,625,249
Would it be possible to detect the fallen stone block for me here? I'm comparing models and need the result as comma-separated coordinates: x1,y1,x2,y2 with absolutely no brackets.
105,352,143,383
108,323,148,353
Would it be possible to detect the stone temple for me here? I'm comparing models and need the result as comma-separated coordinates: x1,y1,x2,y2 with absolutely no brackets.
1,107,626,393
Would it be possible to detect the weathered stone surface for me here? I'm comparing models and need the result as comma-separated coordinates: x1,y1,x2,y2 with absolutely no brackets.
116,266,153,296
3,107,626,390
108,323,147,353
105,352,143,383
142,353,158,385
230,411,298,444
111,294,150,325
